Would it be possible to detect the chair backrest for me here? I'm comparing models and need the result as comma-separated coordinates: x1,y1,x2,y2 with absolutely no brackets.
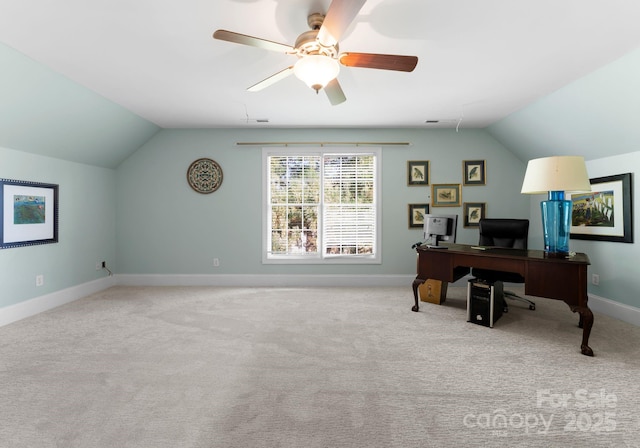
478,219,529,249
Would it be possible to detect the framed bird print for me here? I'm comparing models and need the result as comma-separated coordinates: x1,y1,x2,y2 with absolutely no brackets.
463,160,486,186
432,184,461,207
463,202,486,227
407,161,430,186
408,203,430,228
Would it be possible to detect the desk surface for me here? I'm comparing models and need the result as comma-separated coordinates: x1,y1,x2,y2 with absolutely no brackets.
412,243,594,356
418,243,590,265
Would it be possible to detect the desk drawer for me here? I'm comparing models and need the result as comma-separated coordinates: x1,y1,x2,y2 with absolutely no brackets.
455,254,526,276
525,261,587,304
417,250,457,281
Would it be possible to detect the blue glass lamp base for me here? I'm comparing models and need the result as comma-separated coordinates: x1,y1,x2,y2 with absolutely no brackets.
540,191,572,256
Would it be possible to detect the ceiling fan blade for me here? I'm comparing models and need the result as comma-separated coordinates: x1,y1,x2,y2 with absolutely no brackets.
317,0,367,47
339,52,418,72
213,30,294,53
247,66,294,92
324,78,346,105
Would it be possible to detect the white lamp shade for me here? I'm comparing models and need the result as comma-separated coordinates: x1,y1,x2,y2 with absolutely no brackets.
294,55,340,92
521,156,591,194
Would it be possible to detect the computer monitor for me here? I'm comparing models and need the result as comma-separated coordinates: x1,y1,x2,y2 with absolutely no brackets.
423,214,458,247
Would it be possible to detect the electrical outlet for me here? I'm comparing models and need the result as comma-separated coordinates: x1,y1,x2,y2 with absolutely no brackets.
592,274,600,285
213,258,220,267
36,274,44,287
96,262,102,271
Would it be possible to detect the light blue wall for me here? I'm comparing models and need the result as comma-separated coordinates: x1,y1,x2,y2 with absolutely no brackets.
488,47,640,163
115,128,528,276
0,42,160,168
0,146,116,307
579,153,639,308
3,37,639,316
488,46,640,309
525,152,640,309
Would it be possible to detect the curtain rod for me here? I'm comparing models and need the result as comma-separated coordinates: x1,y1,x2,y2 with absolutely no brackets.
235,141,411,147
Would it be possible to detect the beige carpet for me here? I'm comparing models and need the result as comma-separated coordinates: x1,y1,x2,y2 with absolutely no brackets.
0,286,638,447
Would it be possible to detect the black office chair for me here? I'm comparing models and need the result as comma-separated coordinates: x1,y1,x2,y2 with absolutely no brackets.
472,218,536,311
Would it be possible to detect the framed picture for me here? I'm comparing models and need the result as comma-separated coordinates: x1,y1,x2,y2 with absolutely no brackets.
568,173,633,243
1,179,59,249
408,203,430,228
463,160,486,186
463,202,486,227
431,183,461,207
407,161,430,185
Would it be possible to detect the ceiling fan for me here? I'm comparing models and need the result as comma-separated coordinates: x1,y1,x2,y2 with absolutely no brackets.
213,0,418,105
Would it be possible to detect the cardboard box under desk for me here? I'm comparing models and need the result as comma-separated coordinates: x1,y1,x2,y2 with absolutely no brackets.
419,279,448,304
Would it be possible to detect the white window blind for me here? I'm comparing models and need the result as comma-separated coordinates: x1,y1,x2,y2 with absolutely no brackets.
323,154,375,256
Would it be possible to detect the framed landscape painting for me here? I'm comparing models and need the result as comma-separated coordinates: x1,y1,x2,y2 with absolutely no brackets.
0,179,59,249
568,173,633,243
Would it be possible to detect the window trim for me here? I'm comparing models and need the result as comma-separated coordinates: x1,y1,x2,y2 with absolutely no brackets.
262,147,382,265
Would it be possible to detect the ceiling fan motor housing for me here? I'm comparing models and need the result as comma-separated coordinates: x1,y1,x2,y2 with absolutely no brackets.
295,31,338,58
295,14,339,59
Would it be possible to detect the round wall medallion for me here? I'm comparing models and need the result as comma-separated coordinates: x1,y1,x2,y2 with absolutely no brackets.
187,158,223,194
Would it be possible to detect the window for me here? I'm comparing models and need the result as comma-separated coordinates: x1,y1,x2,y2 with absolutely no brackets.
263,147,381,264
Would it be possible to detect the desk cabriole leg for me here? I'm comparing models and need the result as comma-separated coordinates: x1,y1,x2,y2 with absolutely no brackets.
571,305,594,357
412,278,424,312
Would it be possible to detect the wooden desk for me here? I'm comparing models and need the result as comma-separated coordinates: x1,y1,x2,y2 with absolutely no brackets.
412,244,594,356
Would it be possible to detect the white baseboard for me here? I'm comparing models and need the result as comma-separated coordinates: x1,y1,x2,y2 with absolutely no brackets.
3,274,638,329
0,276,115,327
588,293,640,327
116,273,416,288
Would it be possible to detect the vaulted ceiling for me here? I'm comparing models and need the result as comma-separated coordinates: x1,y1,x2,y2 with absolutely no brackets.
2,0,640,130
2,0,640,170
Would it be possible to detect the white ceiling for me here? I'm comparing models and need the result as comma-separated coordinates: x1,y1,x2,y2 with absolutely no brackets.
2,0,640,130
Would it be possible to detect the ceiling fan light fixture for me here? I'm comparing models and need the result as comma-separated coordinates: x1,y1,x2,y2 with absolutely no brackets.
294,55,340,93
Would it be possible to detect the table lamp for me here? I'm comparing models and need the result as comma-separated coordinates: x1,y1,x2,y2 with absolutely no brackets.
521,156,591,256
